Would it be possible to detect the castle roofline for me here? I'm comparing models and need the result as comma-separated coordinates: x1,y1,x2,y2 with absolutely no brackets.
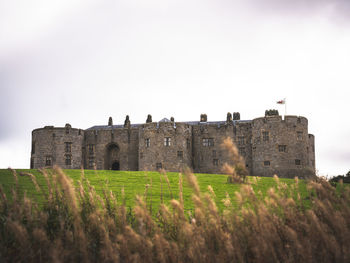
86,124,143,130
87,119,252,130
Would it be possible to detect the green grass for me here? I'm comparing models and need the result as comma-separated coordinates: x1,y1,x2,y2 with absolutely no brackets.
0,169,308,214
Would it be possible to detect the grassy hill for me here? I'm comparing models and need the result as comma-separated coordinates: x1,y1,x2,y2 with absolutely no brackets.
0,168,308,214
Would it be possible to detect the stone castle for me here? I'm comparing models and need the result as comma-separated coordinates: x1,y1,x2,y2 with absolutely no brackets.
30,110,315,178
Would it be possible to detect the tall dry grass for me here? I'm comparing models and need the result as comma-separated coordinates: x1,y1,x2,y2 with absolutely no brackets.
221,137,249,183
1,168,350,262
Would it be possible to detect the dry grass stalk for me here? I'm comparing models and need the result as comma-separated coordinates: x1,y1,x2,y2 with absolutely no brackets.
221,137,249,184
1,167,350,262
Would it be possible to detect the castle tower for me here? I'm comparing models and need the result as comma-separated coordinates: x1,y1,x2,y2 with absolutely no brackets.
251,114,315,178
31,124,84,169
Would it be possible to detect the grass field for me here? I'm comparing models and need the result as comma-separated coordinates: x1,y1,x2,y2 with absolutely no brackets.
0,168,308,214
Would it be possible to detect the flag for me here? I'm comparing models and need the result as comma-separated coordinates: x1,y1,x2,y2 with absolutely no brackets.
277,99,285,104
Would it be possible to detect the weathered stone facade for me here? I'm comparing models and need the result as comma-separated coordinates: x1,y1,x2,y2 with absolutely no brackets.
31,111,316,178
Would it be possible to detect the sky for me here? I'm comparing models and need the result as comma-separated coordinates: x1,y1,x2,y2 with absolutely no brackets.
0,0,349,176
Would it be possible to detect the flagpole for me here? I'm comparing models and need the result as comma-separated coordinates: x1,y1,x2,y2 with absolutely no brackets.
284,97,287,117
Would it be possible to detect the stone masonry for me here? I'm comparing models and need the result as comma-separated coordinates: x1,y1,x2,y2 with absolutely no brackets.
30,111,316,178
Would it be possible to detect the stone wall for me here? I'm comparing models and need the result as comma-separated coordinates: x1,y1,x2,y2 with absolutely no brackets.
138,121,192,172
31,112,316,178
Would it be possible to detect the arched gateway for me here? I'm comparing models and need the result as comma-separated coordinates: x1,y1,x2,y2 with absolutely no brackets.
105,143,120,170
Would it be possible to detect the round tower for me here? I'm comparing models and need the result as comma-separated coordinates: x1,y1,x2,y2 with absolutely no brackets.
251,115,314,178
31,124,84,169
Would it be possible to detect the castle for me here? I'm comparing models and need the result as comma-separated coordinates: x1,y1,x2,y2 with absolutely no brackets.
30,111,315,178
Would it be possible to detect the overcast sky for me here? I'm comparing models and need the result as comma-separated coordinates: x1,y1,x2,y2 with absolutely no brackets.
0,0,349,176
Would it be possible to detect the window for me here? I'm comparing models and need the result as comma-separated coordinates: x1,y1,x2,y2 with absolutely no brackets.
65,142,72,153
297,131,303,140
262,131,269,142
213,159,219,166
88,144,95,155
202,138,214,147
31,142,35,154
295,159,301,165
30,158,34,169
186,138,191,149
203,138,209,147
88,157,95,168
212,150,216,158
164,137,171,146
156,162,162,169
45,156,52,166
177,151,183,158
145,138,150,148
264,161,270,166
239,147,246,156
278,145,287,152
238,136,245,145
65,155,72,165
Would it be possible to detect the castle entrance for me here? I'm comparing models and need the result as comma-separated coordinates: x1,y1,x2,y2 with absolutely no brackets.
112,161,120,170
105,143,120,170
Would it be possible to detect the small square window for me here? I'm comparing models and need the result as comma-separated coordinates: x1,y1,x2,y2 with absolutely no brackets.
164,137,171,146
278,145,287,152
203,138,214,147
297,132,303,140
262,131,269,142
45,156,52,166
202,138,209,147
177,151,183,158
213,159,219,166
295,159,301,165
186,138,191,149
239,147,245,156
264,161,270,166
238,136,245,145
156,162,162,169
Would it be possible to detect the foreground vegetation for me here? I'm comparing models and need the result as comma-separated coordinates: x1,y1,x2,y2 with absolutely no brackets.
0,167,349,262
